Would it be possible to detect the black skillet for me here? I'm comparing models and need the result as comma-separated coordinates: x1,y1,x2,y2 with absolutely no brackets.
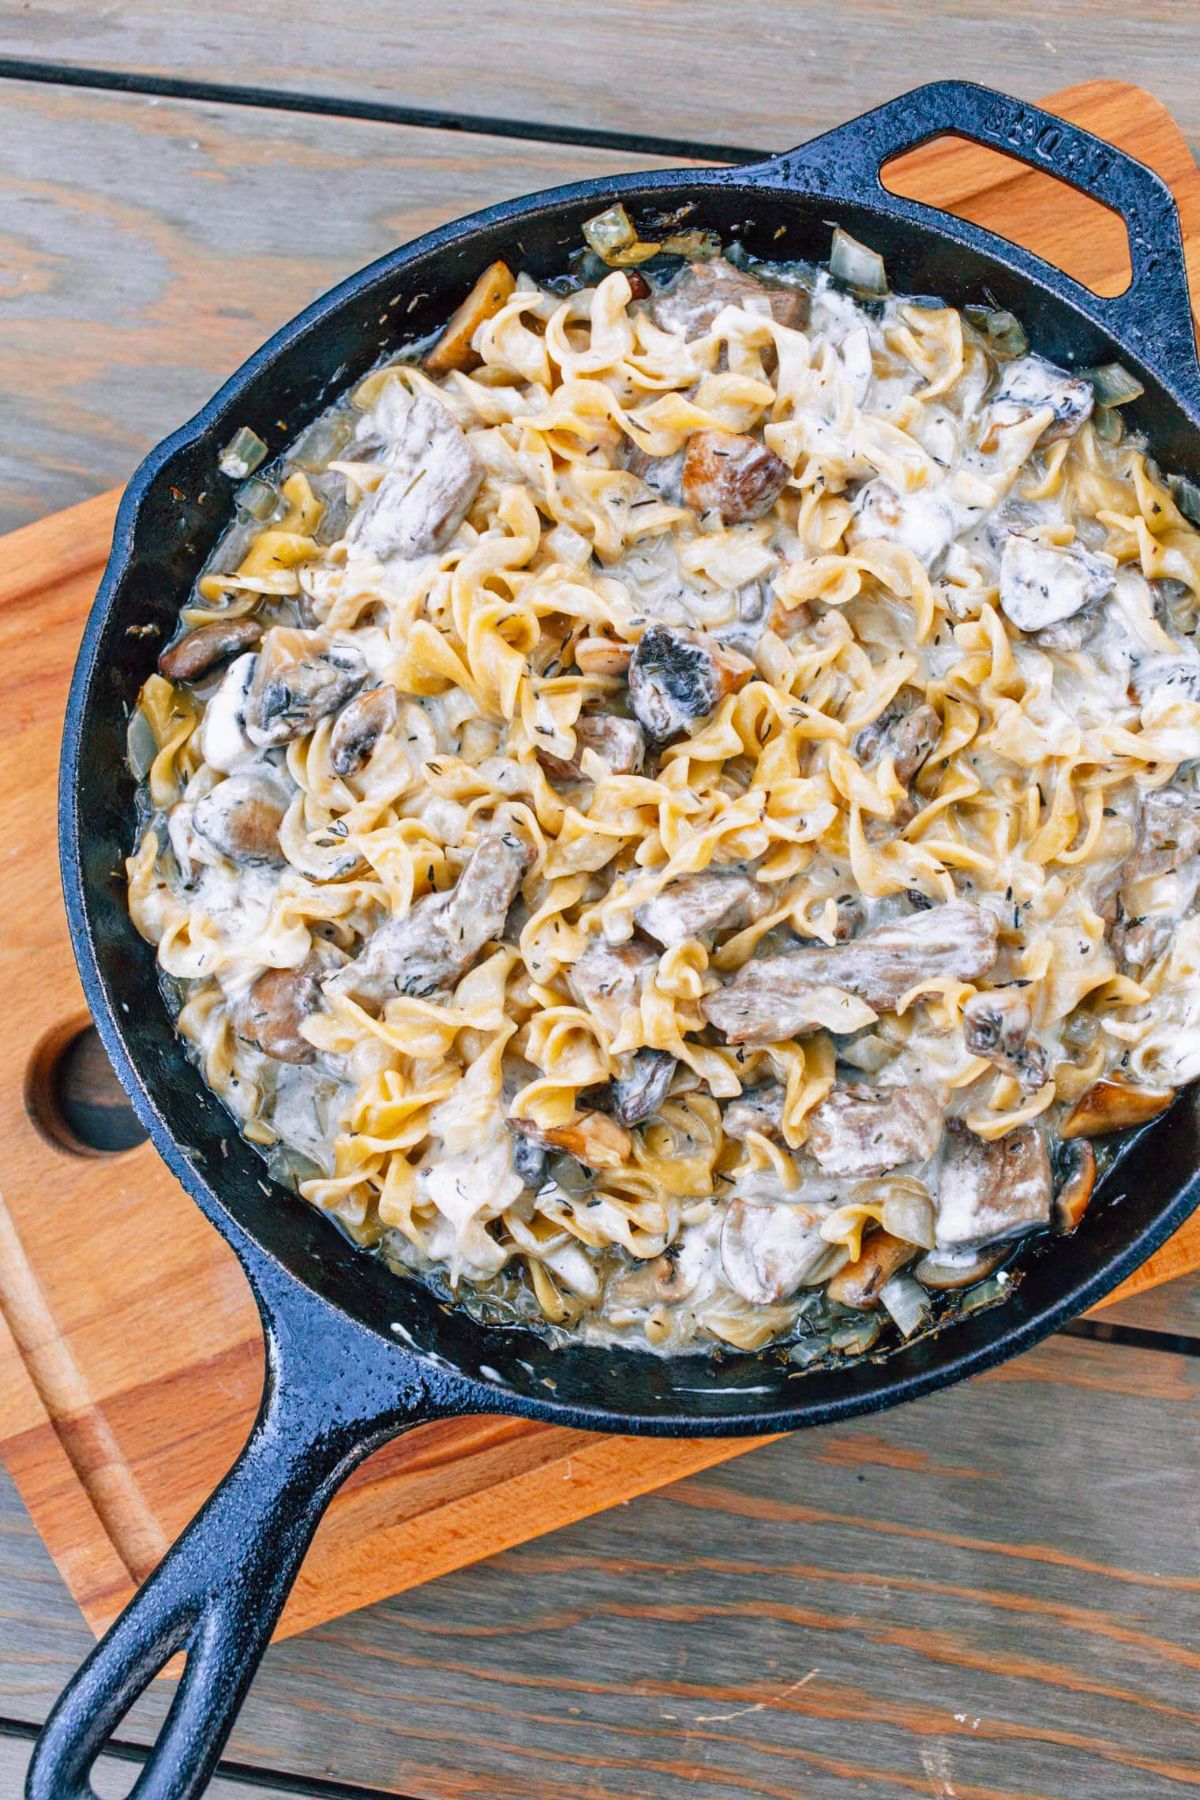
30,80,1200,1800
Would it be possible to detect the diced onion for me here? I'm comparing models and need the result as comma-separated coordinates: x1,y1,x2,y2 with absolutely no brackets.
1170,473,1200,528
830,1314,884,1356
963,304,1029,359
880,1184,936,1250
879,1272,931,1339
582,203,659,267
126,708,159,780
959,1272,1011,1314
1086,361,1145,406
234,476,278,521
828,227,887,295
1093,405,1124,446
218,425,268,480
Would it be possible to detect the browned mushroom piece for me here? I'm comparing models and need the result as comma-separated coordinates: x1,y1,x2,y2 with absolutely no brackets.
681,430,790,525
805,1085,943,1178
627,625,754,743
634,871,771,949
511,1110,632,1170
701,972,877,1044
1054,1138,1097,1233
601,1049,676,1126
626,444,686,506
1126,787,1200,881
566,939,659,1038
329,684,399,778
719,1197,828,1304
853,700,942,786
349,395,484,560
913,1245,1005,1290
962,989,1048,1092
934,1123,1052,1248
423,260,516,375
324,823,531,1007
245,629,368,748
539,713,646,782
158,616,263,682
989,355,1094,444
826,1230,917,1310
232,946,343,1063
1059,1075,1175,1139
651,257,808,339
190,771,289,865
722,1083,787,1142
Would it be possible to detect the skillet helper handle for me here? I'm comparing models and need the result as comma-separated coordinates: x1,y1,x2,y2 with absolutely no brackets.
765,79,1200,406
27,1277,434,1800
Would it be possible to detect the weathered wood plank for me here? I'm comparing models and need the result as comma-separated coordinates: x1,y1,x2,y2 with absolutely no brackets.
0,80,684,534
2,1,1199,156
0,1732,277,1799
4,1334,1196,1800
1101,1271,1200,1339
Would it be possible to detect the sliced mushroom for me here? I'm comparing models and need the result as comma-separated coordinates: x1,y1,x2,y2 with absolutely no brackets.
989,355,1094,444
245,629,367,747
716,901,999,1021
998,534,1115,633
329,684,399,777
350,394,484,560
826,1230,917,1309
1054,1138,1097,1233
540,712,646,782
719,1197,828,1305
850,480,960,572
602,1048,676,1126
510,1128,549,1191
913,1244,1005,1290
651,257,808,339
962,989,1047,1093
634,871,771,949
191,770,289,865
626,444,686,506
158,616,263,682
722,1082,786,1142
512,1110,632,1171
1129,654,1200,708
934,1123,1052,1248
566,939,658,1038
805,1084,943,1177
628,625,754,743
324,823,531,1007
198,651,259,773
681,430,789,525
423,260,516,375
232,945,342,1063
702,973,877,1044
1059,1075,1175,1139
853,700,942,785
1112,914,1172,970
1126,787,1200,881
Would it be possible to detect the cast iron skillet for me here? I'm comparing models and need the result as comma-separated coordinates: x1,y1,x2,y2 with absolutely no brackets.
31,80,1200,1800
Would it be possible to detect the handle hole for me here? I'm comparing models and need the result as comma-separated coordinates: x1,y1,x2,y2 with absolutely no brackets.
881,134,1133,298
25,1021,148,1157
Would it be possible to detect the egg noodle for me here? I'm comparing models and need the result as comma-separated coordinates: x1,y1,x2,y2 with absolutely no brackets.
127,230,1200,1358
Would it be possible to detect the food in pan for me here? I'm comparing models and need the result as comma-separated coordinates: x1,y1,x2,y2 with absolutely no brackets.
127,211,1200,1359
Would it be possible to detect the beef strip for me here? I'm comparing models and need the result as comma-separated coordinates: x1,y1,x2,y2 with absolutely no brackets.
350,395,484,560
567,939,659,1038
934,1123,1052,1248
651,257,808,339
633,871,771,948
805,1084,943,1177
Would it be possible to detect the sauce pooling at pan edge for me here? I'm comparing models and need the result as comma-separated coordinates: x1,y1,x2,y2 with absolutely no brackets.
127,218,1200,1363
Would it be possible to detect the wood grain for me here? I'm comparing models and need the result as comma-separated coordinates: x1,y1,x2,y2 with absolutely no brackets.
2,1334,1197,1800
3,0,1200,156
3,80,1200,1670
0,80,686,535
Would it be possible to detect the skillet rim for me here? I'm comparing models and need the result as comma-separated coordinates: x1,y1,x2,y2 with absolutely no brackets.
59,117,1200,1440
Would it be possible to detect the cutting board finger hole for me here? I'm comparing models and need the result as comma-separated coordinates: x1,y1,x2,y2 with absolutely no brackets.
25,1018,148,1157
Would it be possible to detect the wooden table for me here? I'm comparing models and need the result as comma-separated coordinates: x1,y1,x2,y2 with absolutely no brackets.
1,8,1199,1796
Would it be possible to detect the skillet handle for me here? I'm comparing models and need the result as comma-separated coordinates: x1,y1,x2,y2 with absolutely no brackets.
757,80,1200,407
26,1271,438,1800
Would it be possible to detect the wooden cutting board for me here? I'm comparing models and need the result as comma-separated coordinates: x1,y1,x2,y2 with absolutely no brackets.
2,78,1199,1646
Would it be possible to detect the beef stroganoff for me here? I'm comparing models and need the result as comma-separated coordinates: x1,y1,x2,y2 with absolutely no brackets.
127,216,1200,1360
